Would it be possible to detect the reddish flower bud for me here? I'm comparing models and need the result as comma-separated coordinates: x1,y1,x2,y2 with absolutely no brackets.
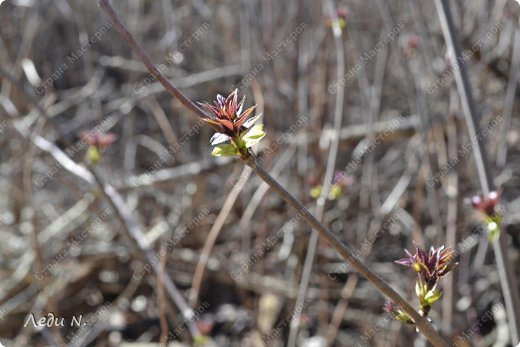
336,7,349,19
200,90,265,157
471,191,499,217
396,243,457,291
80,131,118,149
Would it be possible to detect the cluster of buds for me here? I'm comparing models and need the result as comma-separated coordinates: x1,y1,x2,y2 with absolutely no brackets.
470,191,502,241
385,244,457,323
80,131,118,164
200,89,265,158
309,171,353,200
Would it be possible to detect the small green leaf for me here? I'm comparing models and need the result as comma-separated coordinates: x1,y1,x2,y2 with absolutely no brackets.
394,310,414,324
211,144,239,157
242,124,266,148
487,222,500,241
424,289,443,305
194,335,210,346
415,279,428,298
328,185,343,200
485,216,501,241
88,146,102,164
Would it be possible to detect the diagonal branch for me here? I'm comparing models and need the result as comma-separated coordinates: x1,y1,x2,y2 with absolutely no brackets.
98,1,449,345
243,152,449,346
98,0,214,127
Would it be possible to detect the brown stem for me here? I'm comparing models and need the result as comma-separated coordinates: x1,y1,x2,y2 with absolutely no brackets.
243,152,449,347
98,0,218,131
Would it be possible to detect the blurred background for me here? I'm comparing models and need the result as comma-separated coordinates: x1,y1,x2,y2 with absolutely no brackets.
0,0,519,346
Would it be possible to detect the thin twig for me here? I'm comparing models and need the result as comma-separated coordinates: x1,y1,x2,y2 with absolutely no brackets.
98,0,213,126
496,17,520,169
287,1,346,345
237,147,295,235
441,122,459,335
157,243,169,347
142,97,181,153
25,118,66,347
189,166,252,308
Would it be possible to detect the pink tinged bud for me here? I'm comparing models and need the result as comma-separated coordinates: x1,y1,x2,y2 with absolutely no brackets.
470,191,500,217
